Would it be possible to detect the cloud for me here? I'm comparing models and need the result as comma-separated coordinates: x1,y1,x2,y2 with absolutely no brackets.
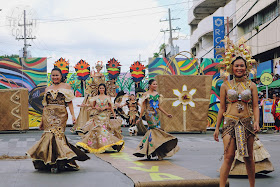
0,0,190,72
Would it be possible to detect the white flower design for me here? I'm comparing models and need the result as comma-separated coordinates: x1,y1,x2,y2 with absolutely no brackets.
172,85,196,111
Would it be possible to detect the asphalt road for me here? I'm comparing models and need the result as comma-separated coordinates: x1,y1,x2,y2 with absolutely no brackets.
0,128,279,187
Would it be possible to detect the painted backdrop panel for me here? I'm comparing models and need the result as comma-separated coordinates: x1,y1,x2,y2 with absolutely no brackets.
0,58,47,128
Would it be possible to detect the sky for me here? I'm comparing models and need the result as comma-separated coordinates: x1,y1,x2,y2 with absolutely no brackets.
0,0,192,73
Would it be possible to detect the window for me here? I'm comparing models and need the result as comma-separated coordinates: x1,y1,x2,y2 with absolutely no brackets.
240,2,278,34
262,4,277,24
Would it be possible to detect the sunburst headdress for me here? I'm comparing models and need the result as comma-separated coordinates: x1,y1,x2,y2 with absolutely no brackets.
218,37,258,77
95,61,103,69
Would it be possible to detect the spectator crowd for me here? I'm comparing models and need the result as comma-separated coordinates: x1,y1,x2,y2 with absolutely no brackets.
253,72,280,133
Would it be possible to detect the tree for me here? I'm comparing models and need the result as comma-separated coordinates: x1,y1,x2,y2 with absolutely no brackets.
153,53,159,58
0,54,19,58
153,43,166,58
159,43,166,52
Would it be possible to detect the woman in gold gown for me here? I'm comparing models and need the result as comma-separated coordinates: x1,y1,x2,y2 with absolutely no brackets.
76,83,124,153
72,62,105,133
27,67,89,173
133,79,179,160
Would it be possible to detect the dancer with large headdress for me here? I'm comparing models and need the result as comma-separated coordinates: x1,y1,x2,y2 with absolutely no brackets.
27,67,89,173
133,79,179,160
117,93,147,136
72,61,105,133
213,37,273,186
76,83,124,153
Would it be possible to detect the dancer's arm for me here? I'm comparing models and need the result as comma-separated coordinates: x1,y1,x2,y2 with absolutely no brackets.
118,102,127,108
158,103,172,118
68,101,76,124
40,87,49,130
213,83,227,142
136,100,146,123
251,83,260,132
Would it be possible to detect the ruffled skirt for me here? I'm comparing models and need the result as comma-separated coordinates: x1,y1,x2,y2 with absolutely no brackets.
27,105,89,171
76,116,123,138
133,128,179,159
229,139,274,175
71,96,90,133
76,125,124,154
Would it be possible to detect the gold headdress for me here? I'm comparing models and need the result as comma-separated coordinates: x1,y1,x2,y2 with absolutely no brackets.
219,37,258,77
95,61,103,69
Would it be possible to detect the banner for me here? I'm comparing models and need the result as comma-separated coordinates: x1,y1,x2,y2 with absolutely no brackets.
213,17,225,58
273,57,280,75
263,100,275,123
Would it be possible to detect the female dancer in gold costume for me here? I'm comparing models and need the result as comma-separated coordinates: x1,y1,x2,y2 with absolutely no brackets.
76,83,124,153
72,62,105,133
27,67,89,173
133,79,179,160
213,38,260,187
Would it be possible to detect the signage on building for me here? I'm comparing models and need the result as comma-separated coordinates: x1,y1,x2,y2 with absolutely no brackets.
213,17,225,58
263,100,275,123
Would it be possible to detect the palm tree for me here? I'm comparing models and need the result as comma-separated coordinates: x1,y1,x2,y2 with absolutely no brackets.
153,43,166,58
153,53,159,58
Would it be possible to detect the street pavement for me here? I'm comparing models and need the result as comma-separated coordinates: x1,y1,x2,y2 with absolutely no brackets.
0,128,279,187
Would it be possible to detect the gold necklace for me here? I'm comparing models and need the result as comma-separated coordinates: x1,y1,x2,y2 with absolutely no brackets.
233,76,249,113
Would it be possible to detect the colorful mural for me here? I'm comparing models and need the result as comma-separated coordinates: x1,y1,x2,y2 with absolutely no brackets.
148,57,199,78
0,58,47,128
200,58,223,128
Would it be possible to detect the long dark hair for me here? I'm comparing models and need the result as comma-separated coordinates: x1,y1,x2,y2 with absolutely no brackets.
51,67,65,83
98,83,107,95
148,79,156,90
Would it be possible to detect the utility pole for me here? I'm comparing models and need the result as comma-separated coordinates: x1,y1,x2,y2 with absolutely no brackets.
160,8,180,56
17,10,36,58
226,17,230,35
138,54,146,63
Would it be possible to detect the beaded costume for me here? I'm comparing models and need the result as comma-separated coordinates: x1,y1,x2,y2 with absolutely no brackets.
72,74,106,133
76,96,124,153
218,37,274,175
27,89,89,171
133,94,179,159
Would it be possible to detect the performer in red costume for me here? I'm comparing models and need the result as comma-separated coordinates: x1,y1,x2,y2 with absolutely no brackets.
271,93,280,133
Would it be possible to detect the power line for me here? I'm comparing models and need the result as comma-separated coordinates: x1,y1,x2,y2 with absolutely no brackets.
246,15,279,42
37,2,190,23
200,0,259,58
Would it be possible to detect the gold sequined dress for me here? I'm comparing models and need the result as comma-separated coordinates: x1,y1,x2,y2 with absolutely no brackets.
76,96,124,153
27,89,89,171
133,94,179,159
127,99,147,135
73,75,105,133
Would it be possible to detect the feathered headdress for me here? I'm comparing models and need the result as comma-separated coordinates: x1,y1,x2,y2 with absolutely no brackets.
217,37,258,77
95,61,103,69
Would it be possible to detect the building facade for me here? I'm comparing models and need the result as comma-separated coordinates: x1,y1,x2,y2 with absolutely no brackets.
188,0,280,72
